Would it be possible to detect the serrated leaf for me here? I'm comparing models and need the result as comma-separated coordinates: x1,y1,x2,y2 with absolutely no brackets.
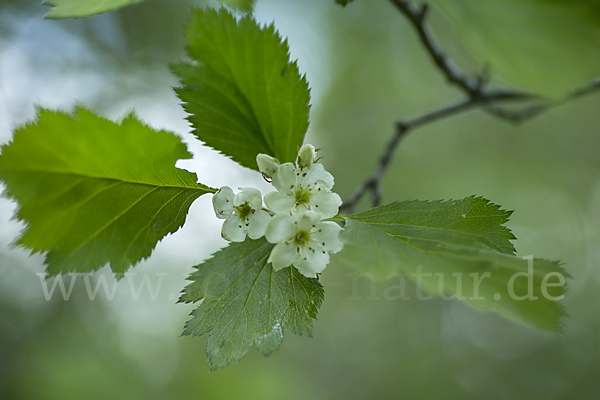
351,196,516,255
43,0,146,19
0,107,214,275
336,198,568,331
434,0,600,97
180,237,324,371
172,8,311,171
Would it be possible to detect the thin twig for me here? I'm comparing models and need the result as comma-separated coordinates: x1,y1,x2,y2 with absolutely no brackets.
341,98,478,212
390,0,476,95
485,77,600,123
388,0,535,102
340,0,600,213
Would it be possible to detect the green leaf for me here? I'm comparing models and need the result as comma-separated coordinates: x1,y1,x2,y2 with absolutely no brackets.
336,198,568,331
172,8,311,171
335,0,355,6
180,237,324,371
218,0,255,13
43,0,146,19
434,0,600,97
350,197,516,255
0,107,214,275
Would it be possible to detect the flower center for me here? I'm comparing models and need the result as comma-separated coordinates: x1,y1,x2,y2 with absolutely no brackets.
294,230,310,246
235,203,253,219
294,188,312,205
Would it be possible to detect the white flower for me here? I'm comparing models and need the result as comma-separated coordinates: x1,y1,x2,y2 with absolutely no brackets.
212,186,271,242
263,162,342,219
256,153,280,179
297,143,317,169
265,210,343,278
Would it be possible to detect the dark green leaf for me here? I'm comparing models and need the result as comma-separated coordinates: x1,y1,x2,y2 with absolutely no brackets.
172,8,311,170
336,198,568,331
350,196,516,255
335,0,355,6
180,237,324,371
0,107,214,275
43,0,146,19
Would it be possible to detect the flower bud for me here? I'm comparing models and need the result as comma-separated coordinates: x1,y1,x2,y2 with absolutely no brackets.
256,153,280,178
297,143,317,169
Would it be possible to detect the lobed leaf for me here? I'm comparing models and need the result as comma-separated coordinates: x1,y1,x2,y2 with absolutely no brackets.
0,107,214,275
180,237,324,371
350,196,516,255
172,8,311,170
336,198,568,331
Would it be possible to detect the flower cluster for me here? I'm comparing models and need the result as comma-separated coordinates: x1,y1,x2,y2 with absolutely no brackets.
212,144,344,278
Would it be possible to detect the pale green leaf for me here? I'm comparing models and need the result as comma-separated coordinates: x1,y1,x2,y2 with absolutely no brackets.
43,0,255,20
44,0,146,19
435,0,600,97
180,237,324,371
0,107,214,275
336,198,568,331
172,8,311,170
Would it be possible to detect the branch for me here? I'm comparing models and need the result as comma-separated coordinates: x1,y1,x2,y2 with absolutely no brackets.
340,0,600,213
485,77,600,123
388,0,536,102
390,0,475,94
341,98,477,212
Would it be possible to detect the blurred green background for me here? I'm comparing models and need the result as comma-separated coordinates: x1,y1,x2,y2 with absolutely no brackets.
1,0,599,399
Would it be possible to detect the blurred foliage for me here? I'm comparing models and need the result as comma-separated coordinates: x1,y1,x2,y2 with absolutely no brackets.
43,0,147,19
219,0,255,12
42,0,255,19
1,0,600,399
434,0,600,97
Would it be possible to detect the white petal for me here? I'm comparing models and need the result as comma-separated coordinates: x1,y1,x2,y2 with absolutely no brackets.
212,186,235,219
235,187,262,210
272,162,297,194
310,192,342,219
303,163,334,191
293,210,321,231
265,214,295,244
312,221,344,253
246,210,270,239
256,153,280,178
294,246,329,278
264,191,296,214
297,143,316,168
268,242,297,271
221,216,246,242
